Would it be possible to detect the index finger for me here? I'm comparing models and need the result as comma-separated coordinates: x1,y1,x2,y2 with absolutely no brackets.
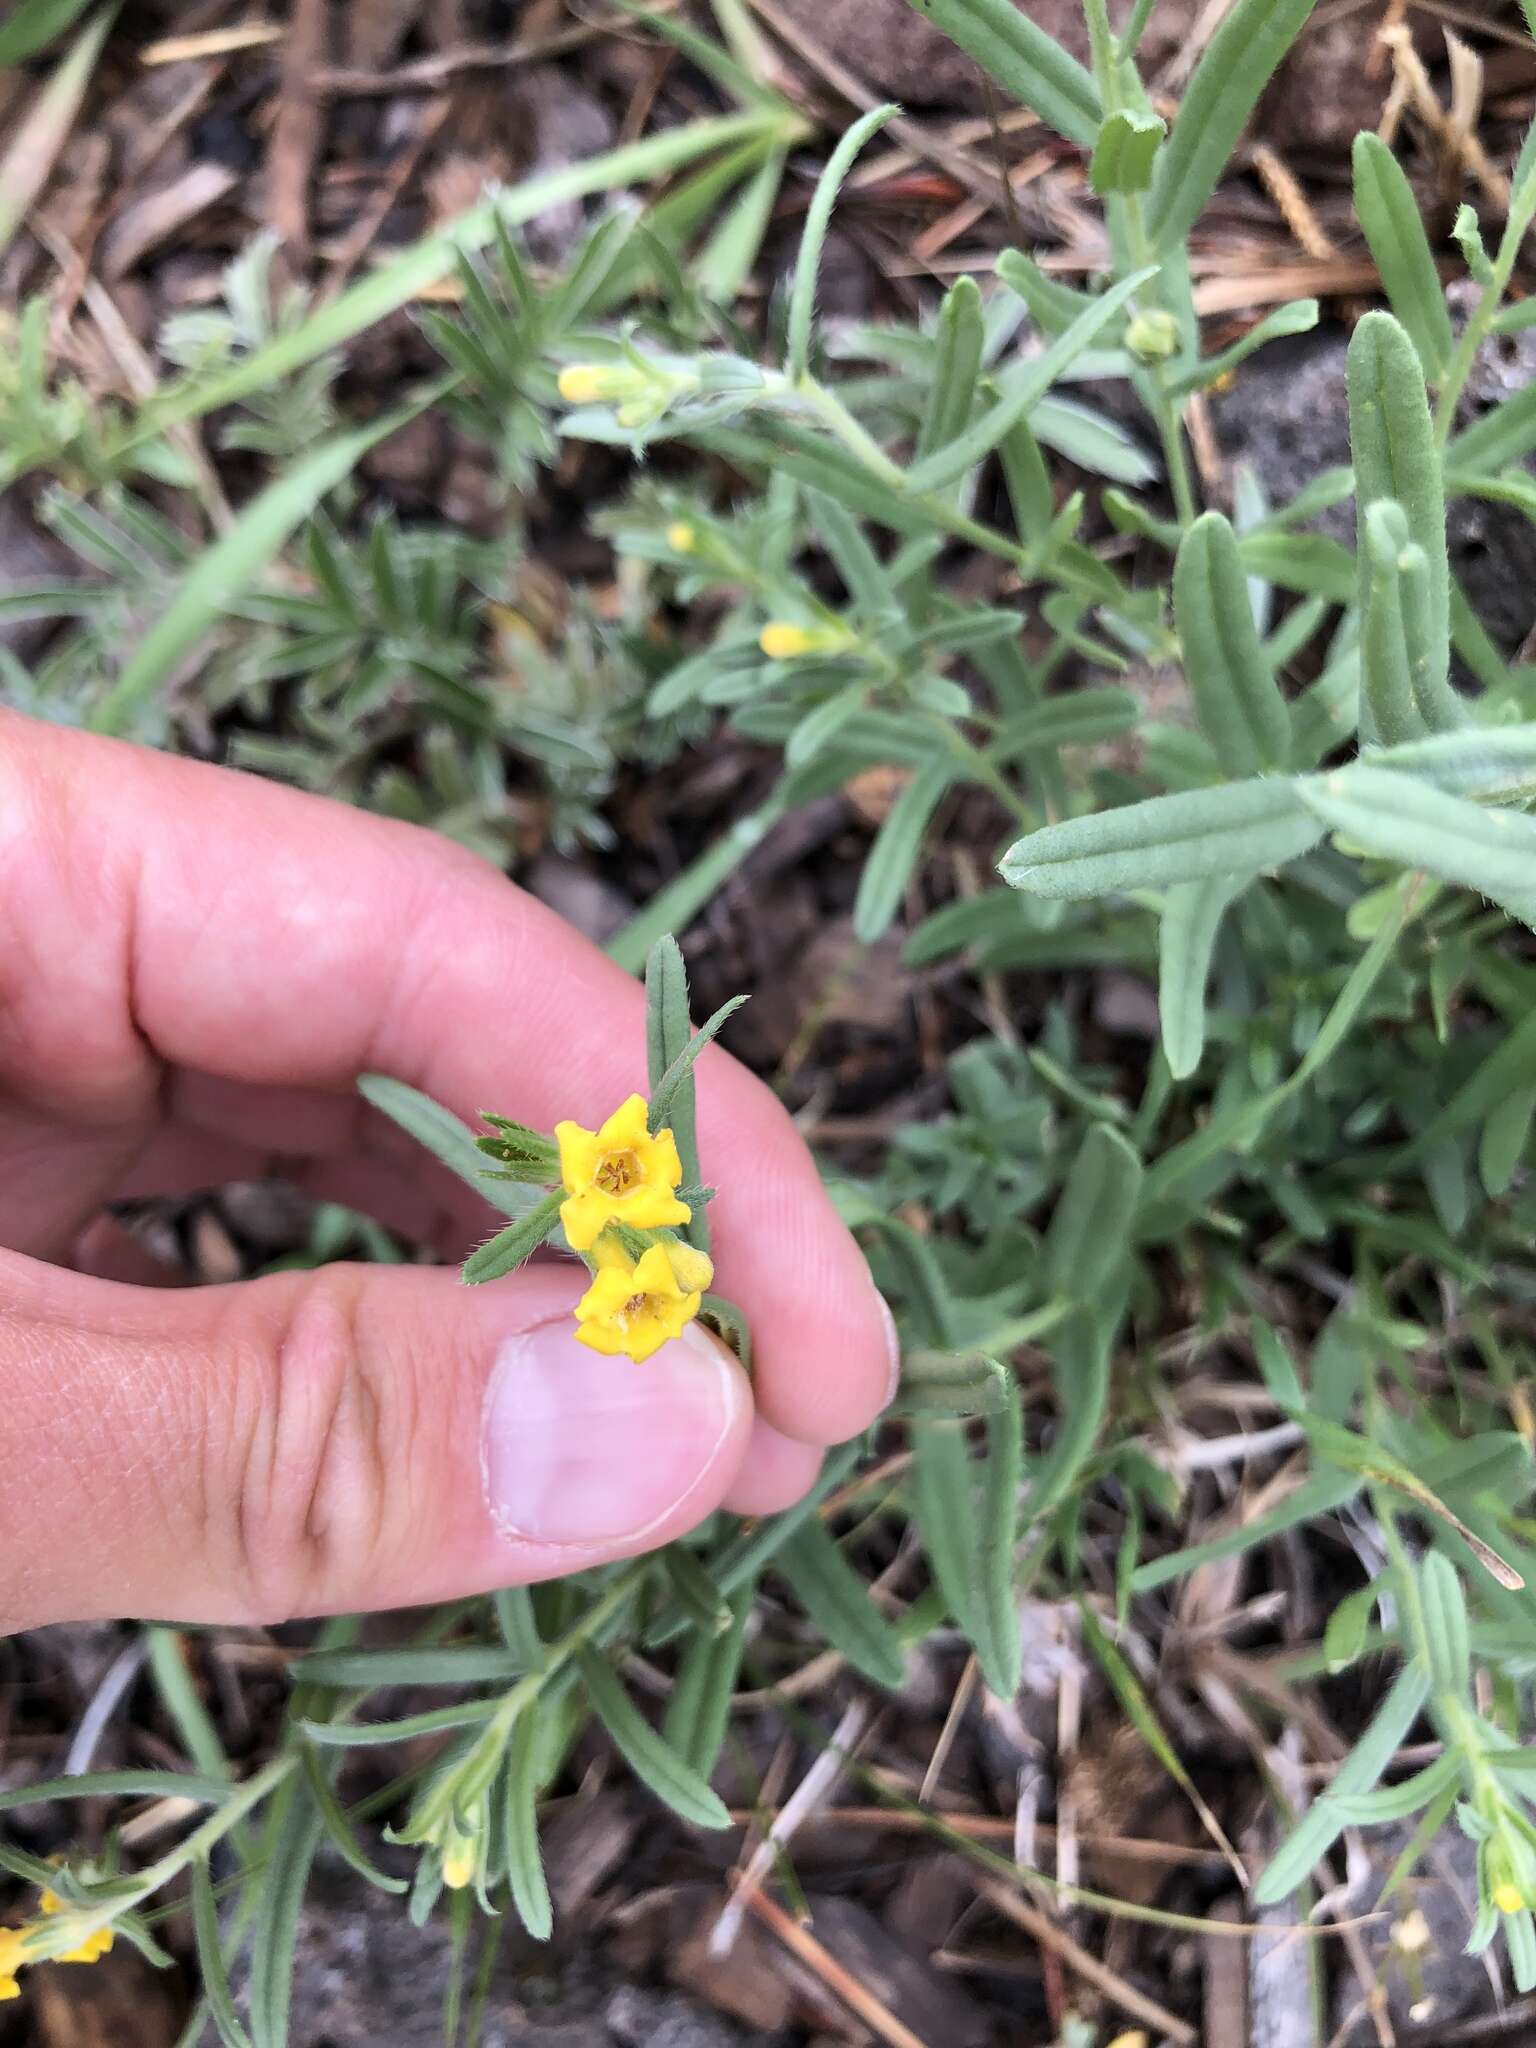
0,712,895,1444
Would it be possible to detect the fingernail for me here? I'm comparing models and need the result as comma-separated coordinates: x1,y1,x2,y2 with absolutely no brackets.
482,1317,736,1547
874,1287,901,1407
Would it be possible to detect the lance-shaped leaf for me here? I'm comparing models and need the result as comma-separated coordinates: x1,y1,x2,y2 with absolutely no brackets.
1090,107,1165,195
911,1389,1023,1698
897,0,1101,146
1159,873,1242,1080
575,1647,731,1829
1367,723,1536,801
787,104,897,381
1448,376,1536,472
903,267,1153,496
1168,299,1319,396
1046,1123,1143,1301
460,1192,563,1285
1359,500,1445,745
1297,763,1536,928
1000,778,1323,898
917,275,985,458
1148,0,1320,251
1173,511,1292,774
853,757,955,944
994,247,1096,336
778,1520,907,1690
1347,311,1452,715
1352,133,1453,380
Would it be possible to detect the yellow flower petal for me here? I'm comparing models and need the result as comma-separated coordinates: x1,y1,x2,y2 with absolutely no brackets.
574,1243,702,1363
555,1098,690,1250
1495,1882,1525,1915
441,1846,476,1891
666,522,696,552
0,1976,18,2001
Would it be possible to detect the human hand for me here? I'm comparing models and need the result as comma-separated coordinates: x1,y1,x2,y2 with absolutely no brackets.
0,712,895,1633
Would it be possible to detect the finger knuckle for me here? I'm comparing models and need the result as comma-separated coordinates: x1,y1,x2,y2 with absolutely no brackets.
227,1272,400,1622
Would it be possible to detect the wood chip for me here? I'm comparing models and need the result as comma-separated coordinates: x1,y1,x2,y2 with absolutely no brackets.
99,161,239,279
140,24,285,65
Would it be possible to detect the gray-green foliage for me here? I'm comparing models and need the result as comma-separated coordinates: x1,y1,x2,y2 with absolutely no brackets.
6,0,1536,2027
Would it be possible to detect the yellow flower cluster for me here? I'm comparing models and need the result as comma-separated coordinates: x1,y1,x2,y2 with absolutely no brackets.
555,1096,713,1363
0,1888,115,2001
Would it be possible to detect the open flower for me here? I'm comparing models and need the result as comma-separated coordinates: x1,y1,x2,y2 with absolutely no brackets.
0,1887,116,1999
555,1095,690,1251
574,1240,710,1363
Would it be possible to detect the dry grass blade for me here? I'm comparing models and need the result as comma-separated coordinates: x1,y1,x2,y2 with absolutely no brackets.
139,23,284,63
746,1889,933,2048
978,1878,1199,2044
0,5,113,260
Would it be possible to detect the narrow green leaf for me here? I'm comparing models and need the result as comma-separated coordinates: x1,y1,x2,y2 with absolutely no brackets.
247,1777,325,2048
1399,1007,1536,1163
645,933,708,1247
904,267,1154,496
1000,778,1322,897
1046,1123,1143,1301
189,1858,255,2048
1132,1469,1360,1591
299,1744,408,1894
1298,764,1536,928
1090,107,1165,195
1159,874,1240,1079
290,1645,532,1689
853,757,954,944
495,1587,547,1671
778,1520,908,1691
1359,501,1439,744
917,275,985,458
1347,310,1451,714
1173,511,1292,774
995,247,1096,335
1255,1667,1431,1902
503,1711,552,1941
1149,0,1319,250
1167,299,1319,396
648,994,750,1130
359,1076,539,1222
1368,723,1536,801
1481,1083,1536,1196
460,1191,563,1285
661,1586,753,1776
1417,1551,1471,1699
786,105,897,381
1352,133,1453,379
1028,1309,1112,1522
898,0,1101,146
0,1770,233,1814
575,1646,731,1829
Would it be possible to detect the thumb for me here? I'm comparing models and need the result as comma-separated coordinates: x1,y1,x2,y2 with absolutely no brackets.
0,1249,752,1630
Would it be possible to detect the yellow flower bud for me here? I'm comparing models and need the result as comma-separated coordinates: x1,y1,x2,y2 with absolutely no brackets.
1495,1882,1525,1915
557,364,627,404
666,521,697,553
760,622,816,659
441,1842,476,1890
662,1240,714,1295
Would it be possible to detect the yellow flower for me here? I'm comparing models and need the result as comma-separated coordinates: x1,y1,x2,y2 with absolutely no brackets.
441,1841,476,1891
38,1888,112,1965
1495,1881,1525,1915
555,1095,690,1252
666,521,696,552
574,1242,705,1363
